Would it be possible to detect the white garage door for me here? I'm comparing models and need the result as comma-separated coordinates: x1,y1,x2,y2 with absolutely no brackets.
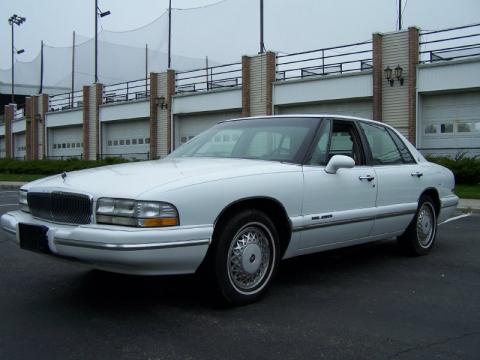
102,119,149,160
420,92,480,157
276,99,373,119
175,111,242,148
13,132,26,159
49,125,83,159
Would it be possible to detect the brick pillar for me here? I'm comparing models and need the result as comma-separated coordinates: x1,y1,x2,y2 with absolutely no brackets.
4,105,14,159
372,33,383,121
95,83,103,158
83,84,102,160
241,55,250,117
82,86,90,160
25,97,33,160
241,51,276,117
380,30,410,137
38,94,48,159
408,27,419,145
149,72,158,158
153,69,175,158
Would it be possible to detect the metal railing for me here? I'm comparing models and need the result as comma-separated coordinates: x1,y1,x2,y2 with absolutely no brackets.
276,41,372,81
49,91,84,112
419,23,480,64
102,78,150,104
175,62,242,93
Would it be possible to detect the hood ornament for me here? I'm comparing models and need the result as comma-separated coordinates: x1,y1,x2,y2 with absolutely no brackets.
61,171,67,182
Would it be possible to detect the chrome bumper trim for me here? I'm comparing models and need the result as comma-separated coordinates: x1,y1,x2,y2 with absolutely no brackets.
292,209,416,232
54,238,210,251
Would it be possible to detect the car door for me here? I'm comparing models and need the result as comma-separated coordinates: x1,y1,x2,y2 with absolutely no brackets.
357,121,425,236
298,118,378,253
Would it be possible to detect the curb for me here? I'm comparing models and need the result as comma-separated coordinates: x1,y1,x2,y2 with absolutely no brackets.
0,183,25,190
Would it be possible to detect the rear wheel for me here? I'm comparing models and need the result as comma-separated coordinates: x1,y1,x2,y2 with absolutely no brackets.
212,210,280,305
398,195,437,256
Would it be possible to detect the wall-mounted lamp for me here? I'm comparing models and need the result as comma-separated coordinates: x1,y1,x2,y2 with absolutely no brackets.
394,64,404,86
384,65,404,86
158,96,168,110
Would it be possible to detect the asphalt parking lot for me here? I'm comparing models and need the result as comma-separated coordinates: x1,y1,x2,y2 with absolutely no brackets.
0,190,479,360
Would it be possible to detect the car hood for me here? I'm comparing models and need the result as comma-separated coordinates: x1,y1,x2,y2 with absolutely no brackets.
22,158,299,199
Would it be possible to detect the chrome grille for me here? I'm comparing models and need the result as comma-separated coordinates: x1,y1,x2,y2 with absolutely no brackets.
27,192,92,225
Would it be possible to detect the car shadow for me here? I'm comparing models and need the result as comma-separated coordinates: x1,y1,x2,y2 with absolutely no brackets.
63,238,404,311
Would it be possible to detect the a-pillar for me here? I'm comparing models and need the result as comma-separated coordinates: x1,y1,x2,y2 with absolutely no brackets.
83,83,103,160
150,70,175,159
241,51,276,117
3,105,14,159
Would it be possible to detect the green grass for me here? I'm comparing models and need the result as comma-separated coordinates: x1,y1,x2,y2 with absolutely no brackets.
455,184,480,200
0,173,45,182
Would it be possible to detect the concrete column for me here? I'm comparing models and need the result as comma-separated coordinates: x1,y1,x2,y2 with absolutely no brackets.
83,83,103,160
241,51,276,117
372,33,383,121
152,70,175,159
4,105,14,159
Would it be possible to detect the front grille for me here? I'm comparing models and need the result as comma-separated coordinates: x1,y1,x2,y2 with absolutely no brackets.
27,192,92,225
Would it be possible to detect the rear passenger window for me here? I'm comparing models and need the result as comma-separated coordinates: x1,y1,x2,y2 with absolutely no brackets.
387,129,415,164
359,122,404,165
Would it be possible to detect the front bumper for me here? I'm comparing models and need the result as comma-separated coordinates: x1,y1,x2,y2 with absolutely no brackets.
1,210,212,275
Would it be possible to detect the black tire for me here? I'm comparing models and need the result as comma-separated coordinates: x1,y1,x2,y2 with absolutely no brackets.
398,195,437,256
212,209,280,306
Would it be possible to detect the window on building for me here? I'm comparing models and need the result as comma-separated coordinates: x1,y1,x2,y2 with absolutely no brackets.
119,140,125,145
138,138,144,144
108,140,112,146
113,140,118,146
146,138,150,144
424,124,437,135
440,123,453,134
132,139,137,145
126,139,131,145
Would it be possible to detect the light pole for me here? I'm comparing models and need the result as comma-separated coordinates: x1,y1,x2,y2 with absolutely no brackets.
95,0,110,83
8,14,26,104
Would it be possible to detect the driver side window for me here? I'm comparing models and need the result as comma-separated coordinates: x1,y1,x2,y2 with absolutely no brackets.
308,119,364,165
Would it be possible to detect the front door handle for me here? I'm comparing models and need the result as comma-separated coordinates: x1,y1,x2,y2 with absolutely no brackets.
411,172,423,177
359,175,375,182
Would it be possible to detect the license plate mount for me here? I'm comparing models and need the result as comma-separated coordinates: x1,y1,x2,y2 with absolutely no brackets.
18,223,51,255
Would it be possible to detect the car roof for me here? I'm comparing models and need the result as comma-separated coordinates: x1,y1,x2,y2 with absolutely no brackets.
221,114,383,126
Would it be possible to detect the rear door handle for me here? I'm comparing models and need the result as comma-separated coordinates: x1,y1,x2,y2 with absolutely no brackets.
359,175,375,182
411,172,423,177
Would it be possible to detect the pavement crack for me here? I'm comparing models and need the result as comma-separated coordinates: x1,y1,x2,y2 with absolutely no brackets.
387,331,480,359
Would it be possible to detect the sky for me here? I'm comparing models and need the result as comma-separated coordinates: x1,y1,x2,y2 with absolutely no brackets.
1,0,479,70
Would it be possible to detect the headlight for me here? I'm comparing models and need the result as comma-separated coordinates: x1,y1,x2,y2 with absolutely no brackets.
96,198,179,227
19,190,30,213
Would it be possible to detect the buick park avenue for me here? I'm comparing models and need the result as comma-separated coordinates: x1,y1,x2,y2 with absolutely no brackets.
1,116,458,305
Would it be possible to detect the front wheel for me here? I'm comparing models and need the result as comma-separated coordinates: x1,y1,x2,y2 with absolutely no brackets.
398,195,437,256
213,210,280,305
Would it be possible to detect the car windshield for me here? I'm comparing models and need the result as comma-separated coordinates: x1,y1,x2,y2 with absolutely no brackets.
167,117,320,163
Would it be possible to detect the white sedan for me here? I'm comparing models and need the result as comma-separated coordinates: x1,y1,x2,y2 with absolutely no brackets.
1,115,458,305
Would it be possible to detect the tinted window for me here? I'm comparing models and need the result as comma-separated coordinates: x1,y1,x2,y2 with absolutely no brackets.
308,120,331,165
387,128,415,164
360,122,403,165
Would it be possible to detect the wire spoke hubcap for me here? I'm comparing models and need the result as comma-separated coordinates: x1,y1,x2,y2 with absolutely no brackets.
227,224,272,292
416,203,435,247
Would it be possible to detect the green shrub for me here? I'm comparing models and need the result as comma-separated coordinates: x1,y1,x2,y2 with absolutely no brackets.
0,158,130,176
426,154,480,185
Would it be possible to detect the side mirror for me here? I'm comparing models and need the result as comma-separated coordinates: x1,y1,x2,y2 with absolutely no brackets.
325,155,355,174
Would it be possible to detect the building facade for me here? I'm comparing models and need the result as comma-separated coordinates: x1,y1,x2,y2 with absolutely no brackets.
1,25,479,161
